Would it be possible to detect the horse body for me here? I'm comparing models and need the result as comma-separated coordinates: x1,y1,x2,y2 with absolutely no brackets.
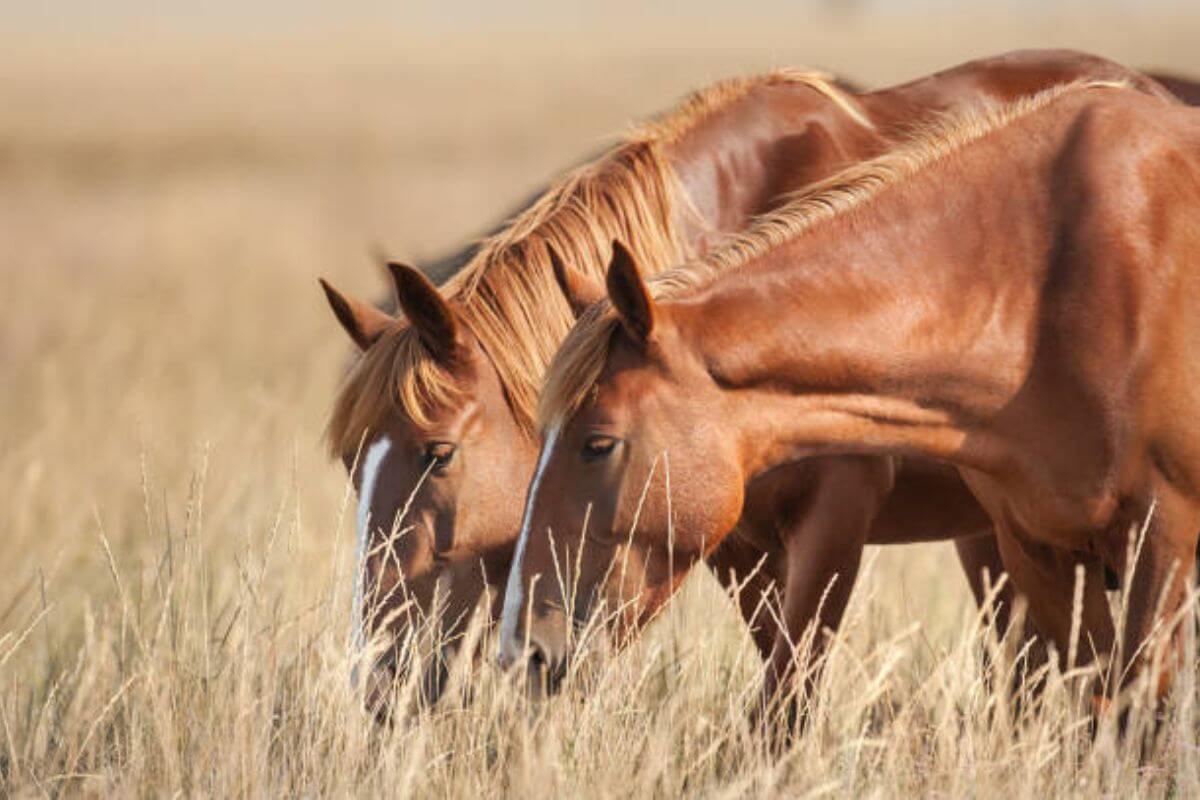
513,83,1200,709
725,87,1200,697
567,49,1187,681
320,51,1188,710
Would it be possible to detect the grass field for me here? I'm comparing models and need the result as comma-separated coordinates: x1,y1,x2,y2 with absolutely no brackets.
4,6,1200,796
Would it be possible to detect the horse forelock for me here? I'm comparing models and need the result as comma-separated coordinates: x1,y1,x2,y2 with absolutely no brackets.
326,323,463,456
536,79,1137,433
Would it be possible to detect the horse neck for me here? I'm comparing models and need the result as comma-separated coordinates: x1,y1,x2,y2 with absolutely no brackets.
679,124,1058,481
665,84,880,253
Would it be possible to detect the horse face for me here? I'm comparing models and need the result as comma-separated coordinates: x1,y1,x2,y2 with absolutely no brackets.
500,249,745,690
354,338,535,697
322,268,537,712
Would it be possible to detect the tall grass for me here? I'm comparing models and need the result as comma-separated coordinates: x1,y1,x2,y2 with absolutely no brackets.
3,458,1197,796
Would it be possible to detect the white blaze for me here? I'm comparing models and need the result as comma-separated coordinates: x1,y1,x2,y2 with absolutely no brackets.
499,425,560,664
351,435,392,675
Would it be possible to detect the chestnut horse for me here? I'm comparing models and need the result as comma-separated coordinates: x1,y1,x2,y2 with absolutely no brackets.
319,52,1176,711
507,82,1200,720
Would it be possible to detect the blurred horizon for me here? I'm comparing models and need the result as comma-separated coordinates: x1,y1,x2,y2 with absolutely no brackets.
5,2,1198,62
4,2,1199,296
7,0,1197,37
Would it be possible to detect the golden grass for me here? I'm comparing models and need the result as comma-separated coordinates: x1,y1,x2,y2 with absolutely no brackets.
3,14,1200,796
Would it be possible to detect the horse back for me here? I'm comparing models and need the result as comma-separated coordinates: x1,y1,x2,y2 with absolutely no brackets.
860,49,1178,133
1148,73,1200,106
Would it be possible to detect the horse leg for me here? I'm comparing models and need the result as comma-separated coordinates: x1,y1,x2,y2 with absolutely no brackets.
994,528,1115,699
761,456,892,730
955,533,1017,636
954,532,1050,699
1113,480,1200,711
706,532,786,660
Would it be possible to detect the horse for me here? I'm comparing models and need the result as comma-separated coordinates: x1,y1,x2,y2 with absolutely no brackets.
318,51,1180,714
506,80,1200,727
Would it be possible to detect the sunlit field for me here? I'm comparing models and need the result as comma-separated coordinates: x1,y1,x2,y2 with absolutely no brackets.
4,7,1200,796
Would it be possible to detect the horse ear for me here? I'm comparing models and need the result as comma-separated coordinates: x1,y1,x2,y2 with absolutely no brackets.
318,278,394,351
387,262,462,363
548,243,604,318
605,240,655,342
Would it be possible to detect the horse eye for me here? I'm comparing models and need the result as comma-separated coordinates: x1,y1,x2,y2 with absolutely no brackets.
424,442,457,475
582,435,619,462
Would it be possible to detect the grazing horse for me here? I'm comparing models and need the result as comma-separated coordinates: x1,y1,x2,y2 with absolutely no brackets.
319,51,1177,713
506,81,1200,721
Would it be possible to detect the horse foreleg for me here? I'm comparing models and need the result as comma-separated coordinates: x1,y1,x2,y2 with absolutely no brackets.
955,533,1017,636
994,528,1115,702
705,532,786,660
1114,480,1199,711
760,456,891,731
954,532,1049,699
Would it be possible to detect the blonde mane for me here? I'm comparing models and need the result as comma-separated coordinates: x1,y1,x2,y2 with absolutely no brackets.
538,79,1133,431
327,68,864,454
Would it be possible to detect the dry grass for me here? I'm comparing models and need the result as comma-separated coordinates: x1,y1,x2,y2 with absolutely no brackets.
3,9,1200,797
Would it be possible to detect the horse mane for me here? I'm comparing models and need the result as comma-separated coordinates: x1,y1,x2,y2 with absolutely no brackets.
326,68,864,455
538,79,1135,431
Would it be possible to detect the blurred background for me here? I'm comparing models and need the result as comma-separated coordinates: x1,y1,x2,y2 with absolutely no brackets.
3,0,1200,645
